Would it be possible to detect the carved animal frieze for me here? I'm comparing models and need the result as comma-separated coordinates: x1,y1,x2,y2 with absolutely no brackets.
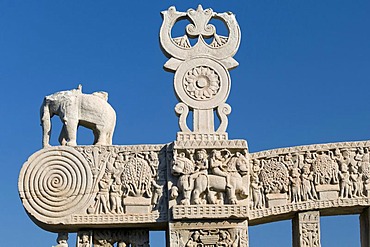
170,147,250,206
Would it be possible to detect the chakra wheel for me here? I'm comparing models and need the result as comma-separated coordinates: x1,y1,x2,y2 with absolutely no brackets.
18,146,93,223
174,57,231,110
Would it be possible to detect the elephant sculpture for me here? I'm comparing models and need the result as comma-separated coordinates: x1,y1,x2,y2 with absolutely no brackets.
41,85,116,147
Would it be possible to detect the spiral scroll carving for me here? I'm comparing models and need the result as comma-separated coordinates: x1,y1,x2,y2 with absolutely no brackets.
19,147,93,222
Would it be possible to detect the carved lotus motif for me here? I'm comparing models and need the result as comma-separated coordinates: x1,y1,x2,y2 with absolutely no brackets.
183,66,220,100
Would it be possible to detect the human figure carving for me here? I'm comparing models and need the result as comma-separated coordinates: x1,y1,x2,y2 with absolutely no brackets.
41,85,116,147
290,167,301,203
210,149,232,190
190,149,209,204
96,173,112,213
251,160,264,209
301,164,316,201
110,180,123,214
339,158,352,198
186,231,203,247
78,232,91,247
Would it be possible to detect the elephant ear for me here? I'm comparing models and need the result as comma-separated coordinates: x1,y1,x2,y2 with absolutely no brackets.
92,91,108,101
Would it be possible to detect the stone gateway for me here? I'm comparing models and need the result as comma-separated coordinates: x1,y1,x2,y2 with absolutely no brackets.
18,5,370,247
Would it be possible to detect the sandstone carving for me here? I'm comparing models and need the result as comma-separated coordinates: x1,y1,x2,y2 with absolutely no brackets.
41,85,116,147
17,5,370,247
160,5,239,138
171,148,249,206
93,229,149,247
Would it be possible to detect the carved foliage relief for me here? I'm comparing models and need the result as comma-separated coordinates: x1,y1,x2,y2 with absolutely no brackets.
19,145,168,227
250,143,370,210
75,145,167,216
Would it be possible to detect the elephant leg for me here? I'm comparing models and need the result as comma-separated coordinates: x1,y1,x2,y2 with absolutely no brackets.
193,175,207,204
58,124,68,146
64,119,78,146
95,125,108,145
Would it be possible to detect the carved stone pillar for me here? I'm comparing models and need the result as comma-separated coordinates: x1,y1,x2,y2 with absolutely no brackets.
360,207,370,247
292,211,321,247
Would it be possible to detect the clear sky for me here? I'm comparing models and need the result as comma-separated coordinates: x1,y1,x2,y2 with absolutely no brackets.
1,1,369,246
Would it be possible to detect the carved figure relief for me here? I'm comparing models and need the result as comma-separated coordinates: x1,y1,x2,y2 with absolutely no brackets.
250,144,370,210
181,228,247,247
93,229,149,247
85,147,166,215
41,85,116,147
171,148,249,205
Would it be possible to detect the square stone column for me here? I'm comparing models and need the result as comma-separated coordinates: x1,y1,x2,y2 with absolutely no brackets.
169,220,249,247
292,211,321,247
360,207,370,247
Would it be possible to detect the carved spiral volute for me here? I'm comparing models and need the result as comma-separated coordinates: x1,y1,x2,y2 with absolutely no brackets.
18,146,94,223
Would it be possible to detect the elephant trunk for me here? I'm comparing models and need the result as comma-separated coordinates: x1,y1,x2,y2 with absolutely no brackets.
41,98,51,148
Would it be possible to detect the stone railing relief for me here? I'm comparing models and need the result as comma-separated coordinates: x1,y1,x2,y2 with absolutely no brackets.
160,5,240,140
18,145,168,231
249,141,370,223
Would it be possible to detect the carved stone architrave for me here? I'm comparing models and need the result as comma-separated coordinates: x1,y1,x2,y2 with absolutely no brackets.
18,144,168,231
360,207,370,247
169,220,248,247
292,211,321,247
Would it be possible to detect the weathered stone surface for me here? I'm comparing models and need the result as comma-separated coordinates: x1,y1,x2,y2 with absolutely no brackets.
18,145,168,231
293,211,321,247
17,4,370,247
41,85,116,147
160,5,240,137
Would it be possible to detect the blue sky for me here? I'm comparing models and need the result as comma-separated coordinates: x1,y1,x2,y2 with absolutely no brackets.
1,1,369,246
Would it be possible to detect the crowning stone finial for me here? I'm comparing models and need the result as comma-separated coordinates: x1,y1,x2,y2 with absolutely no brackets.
160,5,241,141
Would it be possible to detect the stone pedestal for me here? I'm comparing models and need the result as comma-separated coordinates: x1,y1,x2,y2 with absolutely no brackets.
169,220,249,247
123,197,151,214
315,184,339,200
266,193,288,208
292,211,321,247
360,207,370,247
